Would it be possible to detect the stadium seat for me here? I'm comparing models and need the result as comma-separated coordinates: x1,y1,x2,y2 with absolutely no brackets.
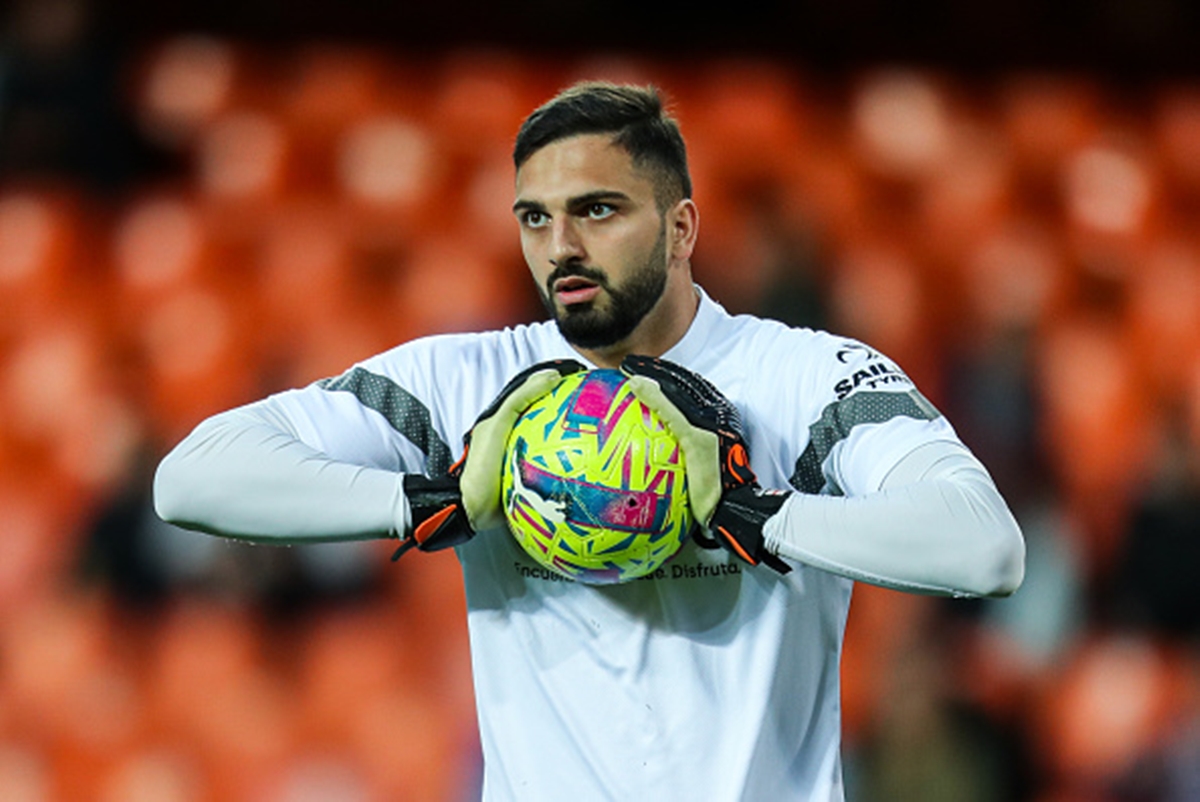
280,47,392,197
0,474,87,614
295,606,410,747
1153,87,1200,198
1124,238,1200,404
827,238,942,401
1039,634,1177,791
392,234,529,340
112,194,212,313
960,219,1069,341
1,320,140,496
96,747,207,802
0,743,52,802
0,190,87,344
999,75,1104,183
145,601,266,744
916,124,1014,268
850,69,956,181
135,36,240,149
688,60,809,184
136,281,260,442
350,686,460,801
1036,317,1157,573
1061,136,1161,274
335,112,444,240
195,109,291,219
429,51,543,161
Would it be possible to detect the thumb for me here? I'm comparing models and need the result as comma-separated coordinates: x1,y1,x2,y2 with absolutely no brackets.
461,368,568,530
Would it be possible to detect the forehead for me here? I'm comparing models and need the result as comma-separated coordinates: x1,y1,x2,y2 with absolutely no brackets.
514,133,657,202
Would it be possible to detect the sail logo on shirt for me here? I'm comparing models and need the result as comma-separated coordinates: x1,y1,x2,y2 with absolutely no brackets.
833,345,913,400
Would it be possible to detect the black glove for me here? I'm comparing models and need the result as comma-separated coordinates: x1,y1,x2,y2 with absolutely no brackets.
620,355,791,574
393,358,586,559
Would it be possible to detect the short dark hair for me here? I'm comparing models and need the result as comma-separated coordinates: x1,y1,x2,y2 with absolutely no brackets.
513,82,693,208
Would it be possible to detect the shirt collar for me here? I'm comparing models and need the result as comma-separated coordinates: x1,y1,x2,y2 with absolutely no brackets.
661,284,724,367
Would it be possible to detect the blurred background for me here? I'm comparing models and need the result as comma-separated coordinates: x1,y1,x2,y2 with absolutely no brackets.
2,0,1200,799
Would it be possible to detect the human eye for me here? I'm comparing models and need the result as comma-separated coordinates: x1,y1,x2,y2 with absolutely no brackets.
585,202,615,220
520,209,549,229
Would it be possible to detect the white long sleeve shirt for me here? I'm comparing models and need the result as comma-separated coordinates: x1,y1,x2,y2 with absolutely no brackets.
156,287,1023,801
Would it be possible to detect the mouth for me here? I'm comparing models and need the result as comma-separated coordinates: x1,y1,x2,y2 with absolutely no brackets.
553,275,602,307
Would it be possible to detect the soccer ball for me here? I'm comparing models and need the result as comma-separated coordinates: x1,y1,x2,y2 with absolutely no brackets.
500,368,692,584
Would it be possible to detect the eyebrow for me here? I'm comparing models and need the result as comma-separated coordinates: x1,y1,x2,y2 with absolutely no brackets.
512,190,633,216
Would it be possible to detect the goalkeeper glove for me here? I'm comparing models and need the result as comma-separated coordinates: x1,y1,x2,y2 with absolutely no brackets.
393,358,586,559
620,355,791,574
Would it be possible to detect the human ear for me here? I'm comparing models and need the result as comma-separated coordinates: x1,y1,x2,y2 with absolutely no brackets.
669,199,699,261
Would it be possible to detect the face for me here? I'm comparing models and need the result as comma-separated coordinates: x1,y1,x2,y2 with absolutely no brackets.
514,134,673,351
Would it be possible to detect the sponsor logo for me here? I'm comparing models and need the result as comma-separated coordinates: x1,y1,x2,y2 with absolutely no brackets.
833,361,913,400
836,342,883,363
513,560,741,583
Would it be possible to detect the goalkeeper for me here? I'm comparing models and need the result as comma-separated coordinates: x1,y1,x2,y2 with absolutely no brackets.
155,81,1024,801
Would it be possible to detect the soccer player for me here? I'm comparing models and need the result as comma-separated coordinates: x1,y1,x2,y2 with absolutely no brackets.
155,82,1025,800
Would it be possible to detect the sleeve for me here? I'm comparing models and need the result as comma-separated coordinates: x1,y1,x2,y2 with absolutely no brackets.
154,400,412,544
763,335,1025,597
764,440,1025,597
153,353,460,544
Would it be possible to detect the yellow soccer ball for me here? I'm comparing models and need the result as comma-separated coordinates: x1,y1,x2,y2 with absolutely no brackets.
501,369,692,584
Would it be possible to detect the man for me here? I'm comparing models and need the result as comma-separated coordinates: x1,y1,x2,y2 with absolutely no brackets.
155,82,1024,800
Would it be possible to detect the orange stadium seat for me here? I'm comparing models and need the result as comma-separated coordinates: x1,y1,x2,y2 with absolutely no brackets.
1153,86,1200,200
136,280,261,442
1038,634,1178,794
960,219,1071,342
279,47,393,197
0,474,87,614
1124,237,1200,404
0,743,53,802
96,747,208,802
112,194,214,312
429,51,546,162
999,75,1104,184
915,123,1015,269
134,36,240,150
1036,317,1158,573
0,593,116,742
850,69,957,183
1060,135,1162,275
292,605,410,749
1,320,141,497
349,685,461,802
827,238,942,402
145,601,266,745
334,111,445,240
687,60,809,185
195,109,292,230
392,233,530,341
48,659,149,802
0,190,90,344
188,666,296,801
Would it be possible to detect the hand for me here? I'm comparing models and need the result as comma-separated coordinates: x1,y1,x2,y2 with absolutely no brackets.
393,358,586,559
620,355,791,574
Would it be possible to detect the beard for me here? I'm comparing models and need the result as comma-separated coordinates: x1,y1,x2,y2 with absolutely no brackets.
539,226,669,350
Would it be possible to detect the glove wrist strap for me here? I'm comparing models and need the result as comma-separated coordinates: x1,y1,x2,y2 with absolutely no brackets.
709,485,793,574
395,475,473,559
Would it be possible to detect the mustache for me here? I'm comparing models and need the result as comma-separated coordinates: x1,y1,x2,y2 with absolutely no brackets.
546,262,610,294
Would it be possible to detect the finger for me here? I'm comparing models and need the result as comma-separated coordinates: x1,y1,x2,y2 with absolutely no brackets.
626,375,723,525
478,359,585,425
620,355,736,433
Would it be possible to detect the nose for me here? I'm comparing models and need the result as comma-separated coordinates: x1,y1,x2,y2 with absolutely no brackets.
549,217,585,267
